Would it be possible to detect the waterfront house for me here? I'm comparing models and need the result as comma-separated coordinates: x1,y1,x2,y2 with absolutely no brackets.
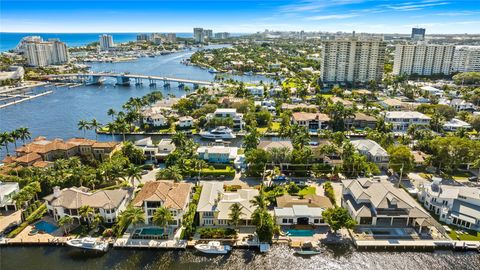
418,179,480,231
310,140,343,167
13,137,120,165
291,112,330,131
246,85,265,97
341,178,432,230
274,194,332,226
351,139,389,169
207,108,245,130
132,181,192,227
197,146,238,163
345,112,377,130
257,140,294,151
44,186,130,223
197,182,258,226
143,111,168,127
384,111,431,132
0,181,20,211
442,118,472,132
176,116,194,128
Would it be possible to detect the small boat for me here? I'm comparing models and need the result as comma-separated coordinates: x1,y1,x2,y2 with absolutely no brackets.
195,241,231,254
66,237,109,252
199,126,236,140
208,68,219,73
293,241,321,256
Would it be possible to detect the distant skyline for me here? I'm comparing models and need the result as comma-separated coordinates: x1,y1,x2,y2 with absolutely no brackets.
1,0,480,34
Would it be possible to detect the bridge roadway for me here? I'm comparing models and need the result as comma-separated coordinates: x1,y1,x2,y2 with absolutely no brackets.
44,73,214,86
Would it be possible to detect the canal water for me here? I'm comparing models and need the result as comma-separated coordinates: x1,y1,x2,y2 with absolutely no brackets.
0,45,272,158
0,244,479,270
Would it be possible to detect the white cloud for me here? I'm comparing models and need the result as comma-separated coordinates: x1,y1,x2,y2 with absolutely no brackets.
280,0,367,13
306,14,358,20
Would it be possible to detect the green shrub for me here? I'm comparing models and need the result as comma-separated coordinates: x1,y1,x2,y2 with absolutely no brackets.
182,186,202,239
324,182,336,205
198,227,237,239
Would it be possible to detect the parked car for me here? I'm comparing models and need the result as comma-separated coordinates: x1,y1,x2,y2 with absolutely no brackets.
468,176,478,182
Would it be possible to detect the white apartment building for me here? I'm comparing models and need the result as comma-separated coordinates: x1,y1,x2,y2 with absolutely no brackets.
193,28,205,43
452,46,480,73
319,38,386,84
99,34,114,50
25,39,69,67
384,111,431,132
418,179,480,231
0,182,20,211
393,44,455,76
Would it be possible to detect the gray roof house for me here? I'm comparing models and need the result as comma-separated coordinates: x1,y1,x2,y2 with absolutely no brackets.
342,178,432,230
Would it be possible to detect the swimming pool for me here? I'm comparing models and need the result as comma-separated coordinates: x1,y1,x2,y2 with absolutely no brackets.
138,227,164,236
286,229,315,237
35,221,59,234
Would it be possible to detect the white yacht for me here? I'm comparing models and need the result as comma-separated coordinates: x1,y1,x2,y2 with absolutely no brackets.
195,241,231,254
200,126,236,140
66,237,109,252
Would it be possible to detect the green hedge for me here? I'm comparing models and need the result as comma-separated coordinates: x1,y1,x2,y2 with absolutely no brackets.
324,182,336,205
190,166,235,178
198,227,237,239
182,186,202,239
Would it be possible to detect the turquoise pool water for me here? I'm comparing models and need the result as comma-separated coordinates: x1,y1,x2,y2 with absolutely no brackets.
35,221,59,234
139,228,164,236
286,229,314,237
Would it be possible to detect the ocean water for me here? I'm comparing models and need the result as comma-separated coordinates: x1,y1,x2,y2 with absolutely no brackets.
0,32,193,52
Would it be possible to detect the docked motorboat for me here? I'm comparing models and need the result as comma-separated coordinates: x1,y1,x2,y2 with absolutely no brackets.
208,68,219,73
293,241,322,256
66,237,109,252
195,241,231,254
200,126,236,140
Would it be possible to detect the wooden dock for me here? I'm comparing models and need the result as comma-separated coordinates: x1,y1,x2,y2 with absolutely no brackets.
354,239,480,251
0,91,53,109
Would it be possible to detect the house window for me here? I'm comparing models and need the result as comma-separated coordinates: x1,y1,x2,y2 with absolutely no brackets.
282,218,288,223
314,219,320,224
288,219,293,223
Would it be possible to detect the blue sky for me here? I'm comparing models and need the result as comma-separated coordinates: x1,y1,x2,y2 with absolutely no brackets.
1,0,479,33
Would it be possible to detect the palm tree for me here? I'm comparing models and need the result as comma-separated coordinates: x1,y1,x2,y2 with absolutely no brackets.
115,121,129,142
229,203,244,227
105,122,117,141
118,206,145,232
9,130,20,149
250,186,267,211
78,205,94,225
0,132,14,155
107,108,116,121
16,127,31,145
78,120,90,137
125,164,142,188
91,214,104,230
153,207,173,235
90,119,102,140
156,166,183,182
58,216,74,235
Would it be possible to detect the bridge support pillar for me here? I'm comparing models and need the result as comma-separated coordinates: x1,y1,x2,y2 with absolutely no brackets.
135,78,142,86
178,83,185,88
163,80,170,88
116,76,130,86
88,75,101,85
193,83,199,89
149,79,156,87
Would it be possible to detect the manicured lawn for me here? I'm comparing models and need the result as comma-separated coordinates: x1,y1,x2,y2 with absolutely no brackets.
320,94,333,99
297,186,316,196
448,228,480,241
419,173,432,180
448,171,473,182
237,148,245,155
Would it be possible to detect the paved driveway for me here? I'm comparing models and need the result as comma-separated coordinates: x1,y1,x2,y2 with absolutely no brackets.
0,210,21,233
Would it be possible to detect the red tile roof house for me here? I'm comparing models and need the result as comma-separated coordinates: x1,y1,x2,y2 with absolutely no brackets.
291,112,330,131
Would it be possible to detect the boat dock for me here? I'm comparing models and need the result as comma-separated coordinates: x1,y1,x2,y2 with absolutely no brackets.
113,238,187,249
0,90,53,109
354,239,480,251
